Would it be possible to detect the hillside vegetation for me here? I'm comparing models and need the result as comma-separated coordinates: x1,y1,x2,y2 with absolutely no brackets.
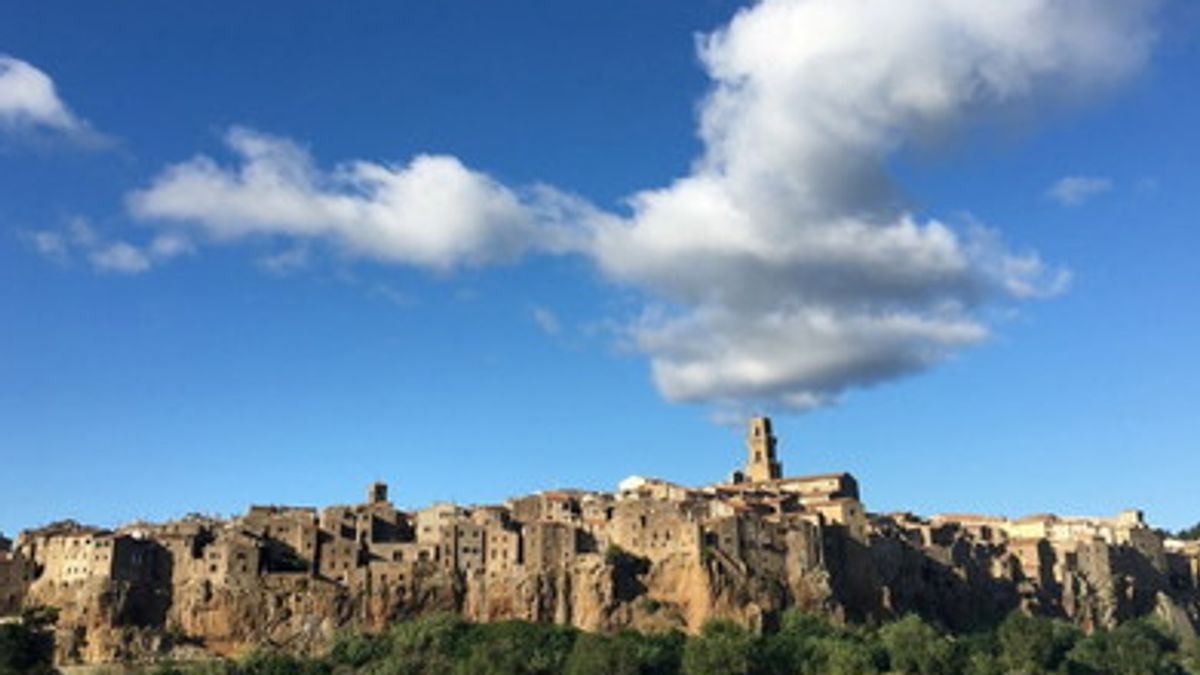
37,611,1197,675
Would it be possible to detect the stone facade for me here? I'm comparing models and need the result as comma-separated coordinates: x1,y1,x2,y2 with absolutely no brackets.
1,418,1196,665
743,416,783,482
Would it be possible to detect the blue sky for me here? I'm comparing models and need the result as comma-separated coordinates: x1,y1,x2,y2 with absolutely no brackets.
1,0,1197,536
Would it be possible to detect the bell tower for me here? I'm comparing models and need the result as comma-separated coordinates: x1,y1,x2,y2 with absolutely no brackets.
368,481,389,505
745,416,782,482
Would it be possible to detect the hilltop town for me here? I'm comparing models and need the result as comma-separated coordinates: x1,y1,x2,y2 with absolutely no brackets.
1,418,1197,665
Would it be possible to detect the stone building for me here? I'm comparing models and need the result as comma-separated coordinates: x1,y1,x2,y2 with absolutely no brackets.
240,506,320,572
196,528,261,588
0,538,27,615
2,417,1196,664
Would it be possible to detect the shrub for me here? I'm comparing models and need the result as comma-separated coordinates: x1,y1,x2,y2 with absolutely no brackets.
562,630,683,675
328,629,387,668
998,612,1080,674
368,613,471,675
563,632,641,675
237,649,329,675
1066,619,1184,675
455,620,576,675
605,545,631,566
879,614,958,675
0,606,58,675
681,619,756,675
816,637,882,675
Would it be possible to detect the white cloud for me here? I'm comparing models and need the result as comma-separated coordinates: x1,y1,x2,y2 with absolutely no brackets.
257,245,310,276
531,306,562,335
124,0,1157,415
0,56,104,143
89,242,152,274
127,127,591,270
26,230,70,264
590,0,1150,412
635,306,987,410
25,218,191,275
1047,175,1114,206
370,283,413,307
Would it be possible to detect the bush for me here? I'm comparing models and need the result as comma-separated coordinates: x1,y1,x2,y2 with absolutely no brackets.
758,611,830,674
150,662,235,675
236,650,330,675
629,631,686,675
564,632,641,675
62,610,1200,675
563,630,683,675
328,629,387,668
998,612,1080,674
1066,619,1184,675
880,614,959,675
366,613,471,675
681,619,756,675
605,545,631,566
0,607,58,675
1176,523,1200,541
814,637,882,675
455,620,576,675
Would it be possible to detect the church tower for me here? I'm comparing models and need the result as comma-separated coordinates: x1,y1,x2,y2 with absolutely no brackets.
745,416,782,482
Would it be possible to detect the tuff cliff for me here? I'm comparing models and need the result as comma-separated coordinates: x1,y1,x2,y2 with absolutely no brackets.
0,418,1196,666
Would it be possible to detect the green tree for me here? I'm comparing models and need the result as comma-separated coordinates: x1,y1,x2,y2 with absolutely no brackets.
681,619,756,675
563,632,642,675
998,612,1080,674
1176,523,1200,541
455,620,576,675
819,638,882,675
879,614,958,675
630,631,685,675
150,662,235,675
237,649,329,675
956,631,1002,675
1066,620,1183,675
328,628,387,669
368,613,472,675
562,629,684,675
758,610,834,675
0,606,58,675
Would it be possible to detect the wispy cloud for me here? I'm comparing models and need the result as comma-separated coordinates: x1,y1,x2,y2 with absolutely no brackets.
370,283,413,307
24,218,191,275
1047,175,1114,206
0,55,108,145
531,306,562,336
257,245,310,276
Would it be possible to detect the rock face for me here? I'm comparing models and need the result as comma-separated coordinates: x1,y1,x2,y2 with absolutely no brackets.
2,486,1197,666
2,418,1197,665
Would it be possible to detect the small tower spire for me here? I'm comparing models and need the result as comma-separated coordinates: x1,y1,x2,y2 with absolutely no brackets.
368,481,389,505
745,416,782,482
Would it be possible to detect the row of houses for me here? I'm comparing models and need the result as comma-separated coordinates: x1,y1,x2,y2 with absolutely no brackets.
0,465,866,611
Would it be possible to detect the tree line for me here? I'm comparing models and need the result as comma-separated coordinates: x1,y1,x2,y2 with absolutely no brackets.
4,608,1199,675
